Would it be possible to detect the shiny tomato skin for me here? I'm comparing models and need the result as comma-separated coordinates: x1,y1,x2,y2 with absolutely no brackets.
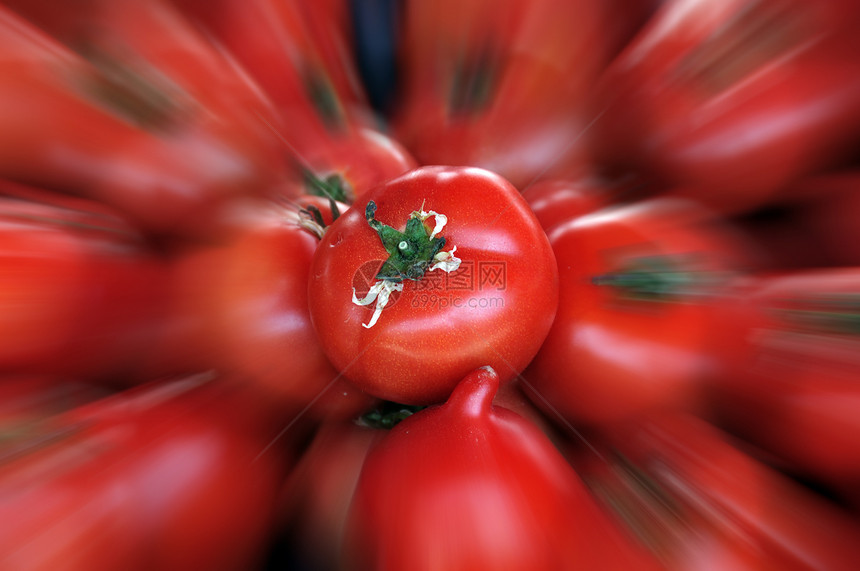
308,166,558,405
342,367,660,571
523,198,755,427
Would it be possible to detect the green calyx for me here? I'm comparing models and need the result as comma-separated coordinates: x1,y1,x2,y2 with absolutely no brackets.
366,201,446,282
357,402,426,430
776,294,860,336
592,256,699,301
304,169,352,204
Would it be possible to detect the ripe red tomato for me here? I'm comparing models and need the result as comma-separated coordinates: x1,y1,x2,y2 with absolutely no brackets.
707,269,860,488
0,2,286,241
279,420,385,570
151,201,373,420
289,127,418,204
578,413,860,570
342,366,659,571
308,166,558,405
393,0,614,189
521,178,607,234
0,376,287,571
0,186,167,381
171,0,370,144
589,0,860,213
523,198,757,427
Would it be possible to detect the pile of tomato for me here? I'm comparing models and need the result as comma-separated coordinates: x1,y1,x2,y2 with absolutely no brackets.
3,0,860,569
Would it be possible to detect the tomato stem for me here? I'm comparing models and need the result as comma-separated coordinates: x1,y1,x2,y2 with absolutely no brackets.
357,402,425,430
365,200,447,282
304,169,352,204
591,256,703,301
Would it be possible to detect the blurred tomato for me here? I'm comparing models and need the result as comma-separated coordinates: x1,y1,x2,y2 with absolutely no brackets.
342,366,659,570
289,127,417,204
523,198,758,427
0,2,286,241
589,0,860,213
790,171,860,266
393,0,625,188
578,413,860,570
0,375,287,571
0,185,167,381
279,420,384,570
708,269,860,488
153,201,373,420
521,178,607,234
171,0,370,147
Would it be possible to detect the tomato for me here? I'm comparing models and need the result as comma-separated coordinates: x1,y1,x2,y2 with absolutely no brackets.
171,0,370,149
577,413,860,570
392,0,623,189
0,185,167,382
279,420,384,570
0,2,286,241
520,178,607,234
523,198,758,427
342,366,659,571
0,375,287,571
789,171,860,266
0,376,108,428
706,269,860,488
308,166,558,405
589,0,860,213
289,127,417,204
151,200,373,420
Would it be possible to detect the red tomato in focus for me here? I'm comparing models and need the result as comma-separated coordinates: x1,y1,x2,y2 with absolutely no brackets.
524,198,757,427
342,366,659,571
308,166,558,405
